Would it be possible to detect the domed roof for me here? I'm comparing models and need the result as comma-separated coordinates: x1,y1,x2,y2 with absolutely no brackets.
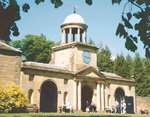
63,13,85,24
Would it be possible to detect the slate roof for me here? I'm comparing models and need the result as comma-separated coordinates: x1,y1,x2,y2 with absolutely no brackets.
22,62,72,74
0,42,22,53
101,72,122,78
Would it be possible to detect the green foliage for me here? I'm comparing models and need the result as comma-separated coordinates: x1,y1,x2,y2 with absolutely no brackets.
86,0,92,5
0,83,29,113
12,34,55,63
97,44,113,73
132,53,150,96
124,54,133,79
113,53,126,78
88,38,95,45
112,0,150,58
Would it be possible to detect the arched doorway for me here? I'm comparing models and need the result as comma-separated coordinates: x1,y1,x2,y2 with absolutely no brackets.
81,85,93,112
40,81,57,112
115,88,125,105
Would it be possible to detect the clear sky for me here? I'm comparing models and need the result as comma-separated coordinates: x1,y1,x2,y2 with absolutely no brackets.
12,0,145,58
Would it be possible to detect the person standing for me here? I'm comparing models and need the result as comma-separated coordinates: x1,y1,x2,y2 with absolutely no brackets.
85,101,90,112
115,100,119,113
121,102,123,113
123,101,126,113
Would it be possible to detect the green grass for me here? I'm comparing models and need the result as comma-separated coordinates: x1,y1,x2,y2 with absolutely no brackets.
0,113,149,117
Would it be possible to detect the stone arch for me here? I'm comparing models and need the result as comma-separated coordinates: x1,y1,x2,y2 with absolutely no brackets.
114,87,125,105
81,84,93,112
28,89,34,104
82,82,95,89
40,79,60,92
40,80,58,112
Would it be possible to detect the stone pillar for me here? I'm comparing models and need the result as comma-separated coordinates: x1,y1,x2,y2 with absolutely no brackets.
78,81,81,110
97,83,101,111
83,31,86,43
62,29,65,44
69,28,72,43
38,89,41,111
77,28,80,42
73,81,78,110
101,83,104,111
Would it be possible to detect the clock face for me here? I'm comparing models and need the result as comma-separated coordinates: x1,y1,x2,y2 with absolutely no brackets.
82,50,91,64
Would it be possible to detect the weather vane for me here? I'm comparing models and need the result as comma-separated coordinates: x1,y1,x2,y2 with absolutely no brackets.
74,6,78,13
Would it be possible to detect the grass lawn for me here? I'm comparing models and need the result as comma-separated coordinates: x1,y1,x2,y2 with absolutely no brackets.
0,113,149,117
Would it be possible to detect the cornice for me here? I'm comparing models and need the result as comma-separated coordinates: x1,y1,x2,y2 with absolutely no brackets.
52,42,98,52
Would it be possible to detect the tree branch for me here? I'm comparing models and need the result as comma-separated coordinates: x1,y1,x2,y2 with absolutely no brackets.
129,1,144,12
123,1,129,14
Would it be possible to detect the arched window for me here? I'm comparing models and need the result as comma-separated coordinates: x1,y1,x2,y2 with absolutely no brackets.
28,89,34,104
64,92,68,104
108,95,111,106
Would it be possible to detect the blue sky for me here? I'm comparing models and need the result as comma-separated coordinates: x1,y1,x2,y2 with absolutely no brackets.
12,0,145,58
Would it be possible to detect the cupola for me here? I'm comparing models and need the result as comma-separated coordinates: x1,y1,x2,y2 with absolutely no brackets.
61,12,88,45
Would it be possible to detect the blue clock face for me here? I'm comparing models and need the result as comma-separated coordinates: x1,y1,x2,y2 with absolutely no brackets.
82,50,91,64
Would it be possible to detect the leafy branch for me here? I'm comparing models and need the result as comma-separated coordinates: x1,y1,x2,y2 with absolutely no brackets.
113,0,150,58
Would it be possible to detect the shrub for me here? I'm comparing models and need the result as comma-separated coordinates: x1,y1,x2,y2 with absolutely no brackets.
0,83,29,113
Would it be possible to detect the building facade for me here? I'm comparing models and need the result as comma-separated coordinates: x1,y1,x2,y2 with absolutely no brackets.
0,12,136,113
20,13,136,113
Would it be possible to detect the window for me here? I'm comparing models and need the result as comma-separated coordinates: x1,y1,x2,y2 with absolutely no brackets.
29,75,34,81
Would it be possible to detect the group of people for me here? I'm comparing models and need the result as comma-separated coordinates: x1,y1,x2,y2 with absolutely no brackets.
59,100,126,114
109,100,126,114
59,102,73,113
85,101,97,112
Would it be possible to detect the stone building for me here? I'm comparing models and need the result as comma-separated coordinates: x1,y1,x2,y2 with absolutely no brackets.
0,12,136,113
20,13,136,113
0,42,21,85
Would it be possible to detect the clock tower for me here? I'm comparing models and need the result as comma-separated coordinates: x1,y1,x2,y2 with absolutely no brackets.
50,12,98,71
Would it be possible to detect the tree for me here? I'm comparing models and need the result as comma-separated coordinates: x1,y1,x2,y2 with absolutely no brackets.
88,38,95,45
132,53,150,96
113,53,126,77
112,0,150,58
97,45,113,72
124,54,133,79
12,34,55,63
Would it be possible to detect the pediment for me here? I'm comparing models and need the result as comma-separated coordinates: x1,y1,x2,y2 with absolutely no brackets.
75,66,105,79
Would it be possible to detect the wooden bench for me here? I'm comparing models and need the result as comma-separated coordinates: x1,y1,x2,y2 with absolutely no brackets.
105,108,111,113
27,104,39,113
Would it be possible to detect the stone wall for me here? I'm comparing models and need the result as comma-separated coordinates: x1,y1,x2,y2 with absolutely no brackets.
136,96,150,114
0,49,21,85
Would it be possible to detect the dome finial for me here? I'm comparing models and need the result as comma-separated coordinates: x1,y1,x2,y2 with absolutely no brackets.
74,6,77,13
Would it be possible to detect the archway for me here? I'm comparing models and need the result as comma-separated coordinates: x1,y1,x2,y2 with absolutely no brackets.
81,85,93,112
115,88,125,105
40,81,57,112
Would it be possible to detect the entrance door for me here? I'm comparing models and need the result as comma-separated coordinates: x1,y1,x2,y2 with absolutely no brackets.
125,96,134,113
115,88,125,105
81,85,93,112
40,81,57,112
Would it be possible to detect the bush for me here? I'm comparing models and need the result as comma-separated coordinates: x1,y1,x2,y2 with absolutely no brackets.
0,83,29,113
